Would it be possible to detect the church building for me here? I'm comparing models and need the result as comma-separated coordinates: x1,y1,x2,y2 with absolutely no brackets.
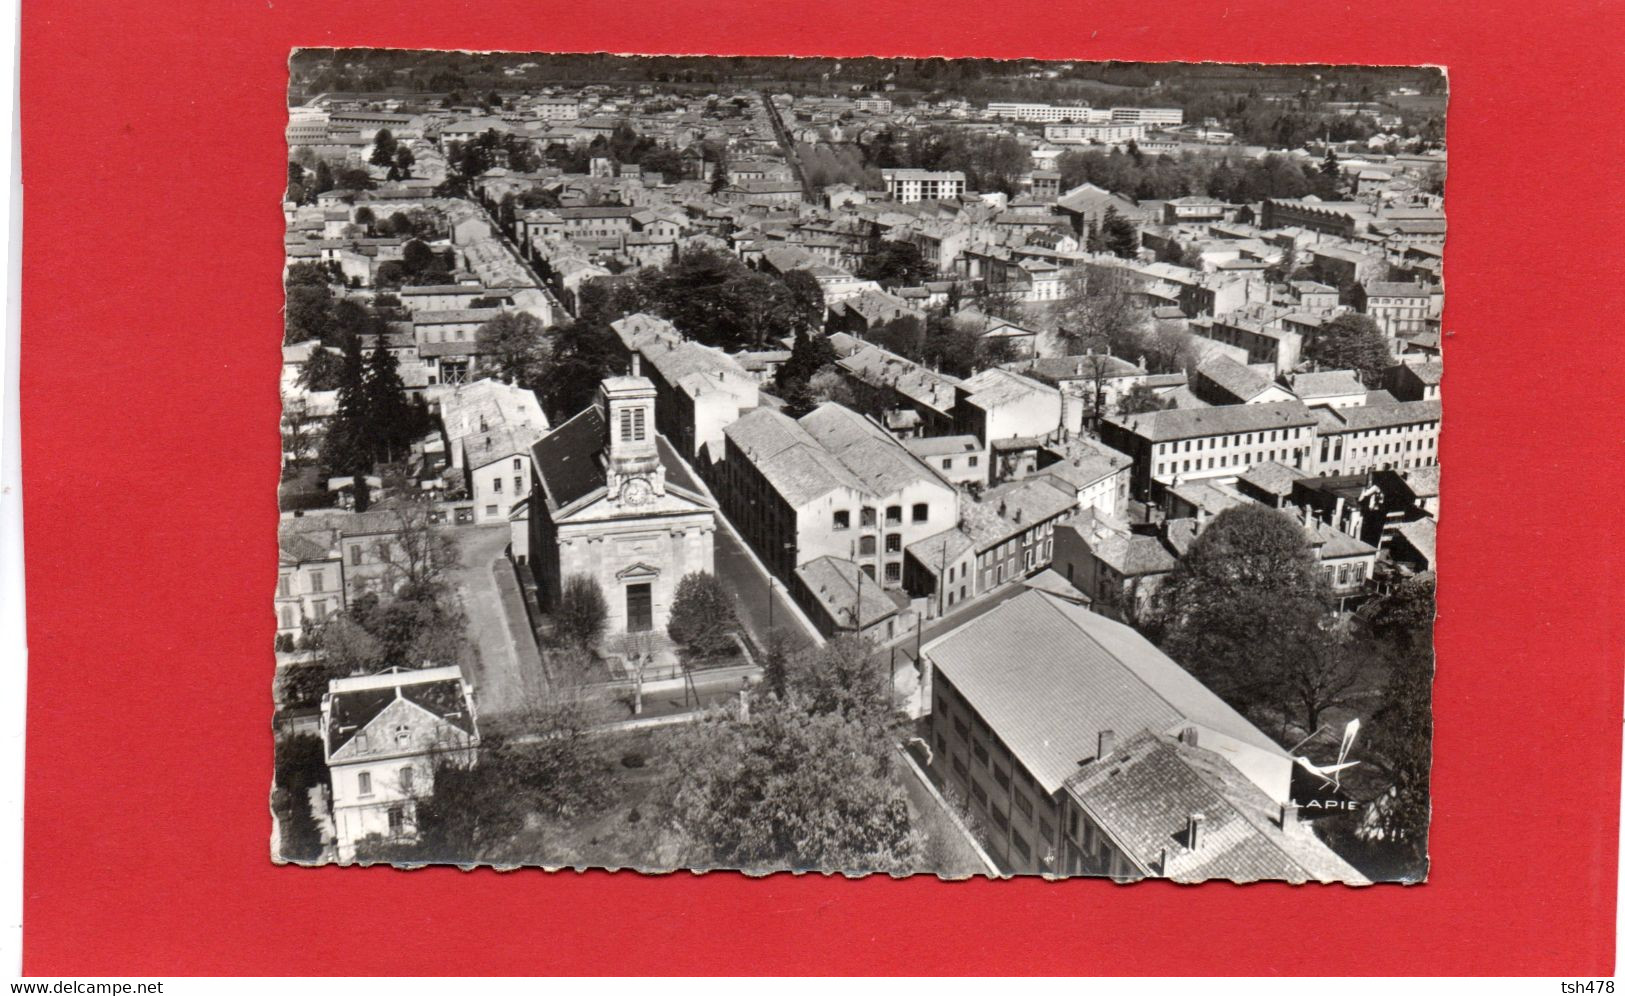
527,374,717,639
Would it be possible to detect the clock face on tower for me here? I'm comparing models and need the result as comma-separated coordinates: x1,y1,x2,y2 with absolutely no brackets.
619,477,653,507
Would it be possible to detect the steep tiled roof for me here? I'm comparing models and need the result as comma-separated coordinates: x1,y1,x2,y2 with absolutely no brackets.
324,666,476,758
794,556,901,628
1196,354,1277,403
1066,731,1368,883
959,477,1075,550
531,406,607,512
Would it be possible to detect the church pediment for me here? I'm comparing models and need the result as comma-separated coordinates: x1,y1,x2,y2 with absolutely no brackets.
615,561,662,581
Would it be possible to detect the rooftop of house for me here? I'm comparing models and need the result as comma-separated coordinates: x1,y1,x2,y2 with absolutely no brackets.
1283,369,1368,399
902,434,982,459
1018,353,1146,382
411,308,507,325
923,589,1287,796
904,527,975,575
799,403,947,497
1397,360,1443,385
1364,280,1439,298
1393,517,1438,565
323,665,477,759
1062,519,1181,578
1065,730,1368,884
1196,354,1278,403
723,406,867,507
1237,460,1306,497
612,314,758,406
794,555,905,629
439,377,549,447
835,342,960,414
958,476,1076,550
1314,399,1442,434
959,367,1060,411
1108,400,1318,444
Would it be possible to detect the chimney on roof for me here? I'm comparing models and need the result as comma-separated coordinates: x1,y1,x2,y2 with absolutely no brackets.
1180,726,1199,748
1186,812,1206,851
1280,802,1300,833
1097,729,1116,758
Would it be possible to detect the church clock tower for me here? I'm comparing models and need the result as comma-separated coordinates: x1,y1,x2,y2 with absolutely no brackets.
599,375,665,508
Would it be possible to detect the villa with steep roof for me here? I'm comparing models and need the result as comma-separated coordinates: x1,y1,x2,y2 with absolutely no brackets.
322,665,480,862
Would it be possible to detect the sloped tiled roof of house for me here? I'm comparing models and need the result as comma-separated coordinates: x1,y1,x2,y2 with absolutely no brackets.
1066,730,1369,884
724,407,865,507
1237,460,1305,497
794,555,902,629
959,367,1059,411
324,666,476,758
1196,354,1277,403
799,403,944,497
1109,401,1318,443
1315,399,1442,434
959,477,1075,550
1284,369,1367,400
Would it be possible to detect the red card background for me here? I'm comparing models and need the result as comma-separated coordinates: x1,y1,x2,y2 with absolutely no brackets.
19,0,1625,976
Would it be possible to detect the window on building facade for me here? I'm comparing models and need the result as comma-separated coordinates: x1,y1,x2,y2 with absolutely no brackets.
513,457,522,470
885,534,901,554
350,546,363,566
486,505,498,517
884,562,900,583
1011,832,1030,861
400,766,415,792
968,455,979,467
912,503,929,523
357,771,373,796
1014,792,1033,820
278,575,292,597
279,606,295,628
387,806,407,834
859,535,877,556
833,510,849,530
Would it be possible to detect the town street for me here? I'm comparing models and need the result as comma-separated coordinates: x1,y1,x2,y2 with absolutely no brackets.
447,523,543,717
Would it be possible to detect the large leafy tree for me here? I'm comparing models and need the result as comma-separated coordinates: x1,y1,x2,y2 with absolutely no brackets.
1305,312,1392,387
669,698,922,874
555,574,609,650
1356,574,1435,872
540,320,624,422
475,312,553,388
778,268,827,333
667,572,737,662
857,239,929,287
1156,505,1336,728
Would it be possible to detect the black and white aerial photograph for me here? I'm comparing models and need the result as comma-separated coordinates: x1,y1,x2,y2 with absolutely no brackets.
274,51,1443,884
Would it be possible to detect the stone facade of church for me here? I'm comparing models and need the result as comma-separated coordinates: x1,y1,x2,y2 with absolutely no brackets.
527,375,717,641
